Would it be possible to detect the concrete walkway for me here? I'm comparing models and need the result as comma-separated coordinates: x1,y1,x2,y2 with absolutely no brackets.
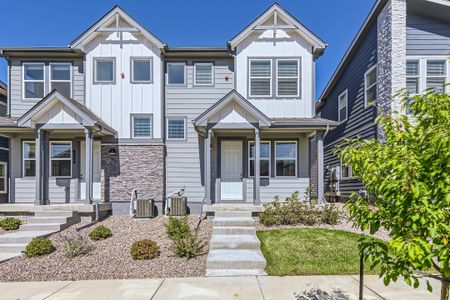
0,275,441,300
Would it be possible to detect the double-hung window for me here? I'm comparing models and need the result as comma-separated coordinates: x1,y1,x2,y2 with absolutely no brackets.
194,63,213,86
364,65,377,107
341,161,353,179
426,60,446,94
167,117,186,140
249,59,271,97
249,141,270,177
50,141,72,178
276,59,300,97
167,62,186,85
338,90,348,123
94,58,115,83
23,141,36,177
131,58,152,83
0,162,6,193
275,141,297,177
406,60,420,95
132,114,152,138
50,63,71,97
23,63,45,99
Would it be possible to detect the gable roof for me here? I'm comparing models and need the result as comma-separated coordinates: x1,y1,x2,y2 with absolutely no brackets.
194,90,272,127
17,90,116,135
228,3,326,57
69,5,165,49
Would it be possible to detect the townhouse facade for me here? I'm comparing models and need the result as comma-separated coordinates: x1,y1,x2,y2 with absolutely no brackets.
0,3,337,213
316,0,450,201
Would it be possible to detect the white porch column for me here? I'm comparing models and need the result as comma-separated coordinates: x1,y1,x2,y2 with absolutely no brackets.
84,128,93,204
254,128,261,205
205,129,211,205
34,128,42,205
317,131,324,202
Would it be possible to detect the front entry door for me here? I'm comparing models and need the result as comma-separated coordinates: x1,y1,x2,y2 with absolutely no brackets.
80,141,101,200
221,140,243,201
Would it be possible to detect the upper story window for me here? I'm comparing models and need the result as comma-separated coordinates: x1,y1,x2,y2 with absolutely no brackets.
131,58,152,83
167,62,186,85
131,114,152,138
338,90,348,123
406,58,448,96
94,58,115,83
194,63,213,86
364,65,377,107
167,117,186,140
275,141,297,177
23,63,44,99
276,59,300,97
406,60,420,95
249,141,270,177
50,141,72,178
426,60,446,94
23,141,36,177
50,63,71,98
249,59,272,97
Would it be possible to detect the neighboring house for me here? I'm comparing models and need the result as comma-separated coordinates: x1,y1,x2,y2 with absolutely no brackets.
0,3,337,213
0,81,7,116
316,0,450,201
0,81,8,202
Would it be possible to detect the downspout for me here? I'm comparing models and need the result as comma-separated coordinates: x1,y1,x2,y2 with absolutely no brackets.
193,122,208,228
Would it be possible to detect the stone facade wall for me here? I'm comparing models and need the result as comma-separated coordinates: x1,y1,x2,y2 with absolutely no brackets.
101,144,165,203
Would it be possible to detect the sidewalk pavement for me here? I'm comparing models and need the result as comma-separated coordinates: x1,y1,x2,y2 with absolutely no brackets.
0,275,441,300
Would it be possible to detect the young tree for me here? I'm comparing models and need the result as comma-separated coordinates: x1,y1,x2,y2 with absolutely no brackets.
336,90,450,299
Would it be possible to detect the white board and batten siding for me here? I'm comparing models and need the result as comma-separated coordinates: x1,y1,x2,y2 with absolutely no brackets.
235,29,315,118
84,31,163,139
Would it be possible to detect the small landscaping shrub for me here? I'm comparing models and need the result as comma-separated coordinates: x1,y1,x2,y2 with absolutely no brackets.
63,235,92,258
165,216,190,240
171,233,206,259
130,240,160,260
301,206,322,226
322,204,339,225
89,225,112,241
24,237,54,257
0,217,22,230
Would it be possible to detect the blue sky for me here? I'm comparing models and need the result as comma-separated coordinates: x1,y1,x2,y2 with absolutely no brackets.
0,0,375,98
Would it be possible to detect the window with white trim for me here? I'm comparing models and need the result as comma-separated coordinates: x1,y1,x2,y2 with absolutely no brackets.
275,141,297,177
167,62,185,85
131,115,152,138
50,141,72,178
0,162,7,194
194,63,213,85
131,58,152,83
23,141,36,177
167,118,186,140
341,161,353,179
277,59,299,97
50,63,71,97
94,58,115,83
426,60,446,94
364,65,377,107
338,90,348,123
249,141,270,177
406,60,420,95
23,63,44,99
249,59,271,97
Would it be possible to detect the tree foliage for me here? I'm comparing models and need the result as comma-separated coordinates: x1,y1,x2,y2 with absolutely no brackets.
336,90,450,294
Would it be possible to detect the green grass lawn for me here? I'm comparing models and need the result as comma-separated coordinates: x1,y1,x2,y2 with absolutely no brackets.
257,228,382,276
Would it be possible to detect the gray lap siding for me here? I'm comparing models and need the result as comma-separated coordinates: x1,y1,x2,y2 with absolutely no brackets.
406,14,450,56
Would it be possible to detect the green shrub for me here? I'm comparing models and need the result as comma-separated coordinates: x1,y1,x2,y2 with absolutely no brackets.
0,217,22,230
171,233,206,259
165,216,190,240
302,206,322,226
89,225,112,241
130,240,160,260
322,204,340,225
24,237,54,257
63,235,92,258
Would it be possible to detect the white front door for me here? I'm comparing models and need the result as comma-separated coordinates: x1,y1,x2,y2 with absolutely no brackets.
221,140,243,201
80,141,101,200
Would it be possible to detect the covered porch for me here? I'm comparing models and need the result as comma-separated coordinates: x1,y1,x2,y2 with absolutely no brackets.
194,90,337,206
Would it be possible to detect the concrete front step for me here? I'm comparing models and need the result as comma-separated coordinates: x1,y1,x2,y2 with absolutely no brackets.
34,211,74,218
206,268,267,277
0,252,20,262
214,211,252,218
212,226,255,235
0,231,54,244
0,243,27,253
206,249,266,270
20,223,66,232
210,234,260,250
204,204,262,212
213,217,254,227
27,217,69,224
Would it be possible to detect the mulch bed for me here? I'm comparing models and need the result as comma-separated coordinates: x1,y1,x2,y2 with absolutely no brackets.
0,215,211,282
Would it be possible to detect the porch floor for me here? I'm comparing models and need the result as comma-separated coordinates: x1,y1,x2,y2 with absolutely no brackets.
203,203,263,213
0,203,112,214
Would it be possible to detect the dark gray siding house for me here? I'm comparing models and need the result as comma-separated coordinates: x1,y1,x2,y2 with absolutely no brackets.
0,81,9,202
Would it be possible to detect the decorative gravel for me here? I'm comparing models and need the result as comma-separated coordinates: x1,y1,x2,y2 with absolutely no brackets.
0,216,27,234
0,215,211,282
256,203,390,241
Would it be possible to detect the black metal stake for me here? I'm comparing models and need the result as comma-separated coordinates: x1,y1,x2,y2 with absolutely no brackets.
359,235,365,300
